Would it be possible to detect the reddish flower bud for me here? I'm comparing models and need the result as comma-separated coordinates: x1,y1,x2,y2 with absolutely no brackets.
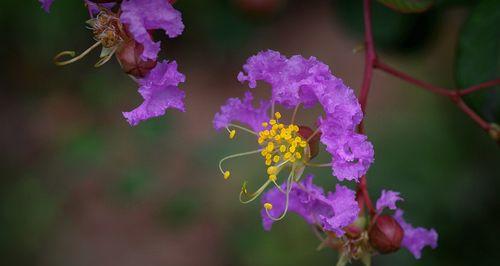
298,126,321,159
369,215,404,254
116,39,157,78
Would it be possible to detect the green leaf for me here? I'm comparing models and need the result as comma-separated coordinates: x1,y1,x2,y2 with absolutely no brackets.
377,0,435,13
456,0,500,122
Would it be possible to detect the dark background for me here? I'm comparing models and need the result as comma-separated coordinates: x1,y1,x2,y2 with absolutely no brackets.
0,0,498,265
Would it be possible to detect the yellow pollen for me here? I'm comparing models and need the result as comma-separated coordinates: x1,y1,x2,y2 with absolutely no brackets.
262,122,268,127
223,171,230,180
264,203,273,210
267,166,278,175
273,155,280,163
274,112,282,119
265,159,272,165
269,119,277,125
269,174,277,181
279,145,287,152
295,152,302,159
229,129,236,139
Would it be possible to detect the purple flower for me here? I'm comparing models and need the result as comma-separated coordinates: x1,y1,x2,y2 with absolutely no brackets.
216,50,374,182
375,189,438,259
38,0,54,12
213,92,270,132
261,175,359,236
120,0,184,61
394,209,438,259
376,190,403,211
123,60,185,126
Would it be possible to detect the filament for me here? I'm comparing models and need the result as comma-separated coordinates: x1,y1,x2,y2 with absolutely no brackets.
239,179,271,204
306,128,321,142
218,149,262,175
264,164,296,221
54,41,102,66
94,46,117,67
228,123,258,136
291,103,301,125
304,162,331,167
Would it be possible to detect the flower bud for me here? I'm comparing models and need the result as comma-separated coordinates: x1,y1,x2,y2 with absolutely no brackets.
298,126,321,159
369,215,404,254
116,39,157,78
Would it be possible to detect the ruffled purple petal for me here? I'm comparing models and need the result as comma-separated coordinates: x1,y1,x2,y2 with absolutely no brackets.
39,0,54,12
260,175,359,235
120,0,184,60
123,60,185,126
319,130,375,182
238,50,331,108
394,209,438,259
376,190,403,212
319,184,360,235
213,91,270,132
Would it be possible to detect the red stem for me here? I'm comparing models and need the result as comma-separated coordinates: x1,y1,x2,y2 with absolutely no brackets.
357,0,376,216
458,79,500,96
375,60,495,131
355,0,498,220
374,60,452,97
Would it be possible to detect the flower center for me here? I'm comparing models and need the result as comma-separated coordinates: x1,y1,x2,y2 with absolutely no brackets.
89,12,125,48
258,112,310,181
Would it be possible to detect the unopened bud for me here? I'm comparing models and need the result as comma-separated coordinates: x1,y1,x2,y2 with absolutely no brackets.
298,126,321,159
369,215,404,254
116,39,157,78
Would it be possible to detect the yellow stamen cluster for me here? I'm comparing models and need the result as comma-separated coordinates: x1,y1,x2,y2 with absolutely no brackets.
258,112,308,181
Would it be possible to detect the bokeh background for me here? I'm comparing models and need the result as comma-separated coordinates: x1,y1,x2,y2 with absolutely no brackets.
1,0,499,265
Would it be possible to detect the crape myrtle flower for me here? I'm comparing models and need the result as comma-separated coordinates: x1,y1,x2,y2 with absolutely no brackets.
260,175,359,236
40,0,185,126
370,190,438,259
214,50,373,221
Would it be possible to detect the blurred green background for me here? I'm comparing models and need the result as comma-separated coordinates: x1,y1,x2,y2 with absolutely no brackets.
0,0,499,265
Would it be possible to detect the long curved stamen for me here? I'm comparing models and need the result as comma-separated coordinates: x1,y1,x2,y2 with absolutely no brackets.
228,123,258,136
304,162,332,167
264,164,296,221
271,179,286,194
271,101,275,117
54,41,102,66
218,149,263,176
291,103,301,125
239,179,271,204
94,46,117,67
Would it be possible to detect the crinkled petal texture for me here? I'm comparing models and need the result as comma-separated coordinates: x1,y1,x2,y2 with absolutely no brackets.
123,60,185,126
260,175,359,235
120,0,184,60
236,50,374,181
213,91,270,132
394,209,438,259
376,190,403,211
39,0,54,12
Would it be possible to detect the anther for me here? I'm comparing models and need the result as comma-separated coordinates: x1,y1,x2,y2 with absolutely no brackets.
223,171,231,180
229,129,236,139
264,203,273,210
